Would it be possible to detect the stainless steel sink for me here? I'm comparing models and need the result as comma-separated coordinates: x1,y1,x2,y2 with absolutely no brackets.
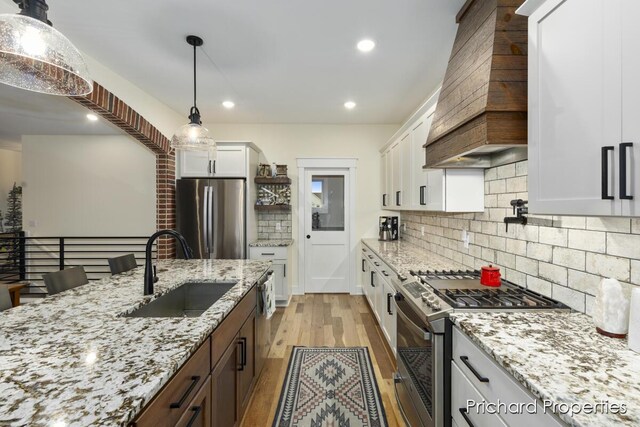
125,281,236,318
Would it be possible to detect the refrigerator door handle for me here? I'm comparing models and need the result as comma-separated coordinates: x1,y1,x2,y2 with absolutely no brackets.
208,186,214,258
203,185,210,255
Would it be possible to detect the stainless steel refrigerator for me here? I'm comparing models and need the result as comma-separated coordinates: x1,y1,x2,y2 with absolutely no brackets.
176,178,247,259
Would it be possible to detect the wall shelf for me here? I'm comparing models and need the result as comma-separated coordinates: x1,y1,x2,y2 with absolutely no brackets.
254,177,292,185
254,204,291,212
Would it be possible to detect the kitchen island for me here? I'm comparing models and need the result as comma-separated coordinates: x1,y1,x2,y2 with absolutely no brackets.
0,259,270,426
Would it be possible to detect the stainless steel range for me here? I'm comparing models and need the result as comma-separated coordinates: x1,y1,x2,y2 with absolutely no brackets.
393,269,569,427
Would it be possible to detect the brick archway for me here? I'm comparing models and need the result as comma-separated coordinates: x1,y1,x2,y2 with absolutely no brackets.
72,82,176,258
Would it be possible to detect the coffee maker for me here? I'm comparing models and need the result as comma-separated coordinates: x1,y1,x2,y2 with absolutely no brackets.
379,216,399,241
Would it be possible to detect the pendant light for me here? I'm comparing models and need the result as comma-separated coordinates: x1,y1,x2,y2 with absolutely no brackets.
171,35,216,152
0,0,93,96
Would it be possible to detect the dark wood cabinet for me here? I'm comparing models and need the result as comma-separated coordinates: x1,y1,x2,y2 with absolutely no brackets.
176,376,211,427
211,340,239,427
134,338,211,427
132,286,264,427
238,310,256,414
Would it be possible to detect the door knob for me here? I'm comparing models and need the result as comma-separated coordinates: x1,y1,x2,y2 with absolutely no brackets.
306,235,311,239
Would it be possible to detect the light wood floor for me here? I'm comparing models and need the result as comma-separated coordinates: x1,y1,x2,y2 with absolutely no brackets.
241,294,406,427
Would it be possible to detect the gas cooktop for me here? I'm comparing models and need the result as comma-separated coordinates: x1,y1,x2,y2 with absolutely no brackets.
410,269,569,310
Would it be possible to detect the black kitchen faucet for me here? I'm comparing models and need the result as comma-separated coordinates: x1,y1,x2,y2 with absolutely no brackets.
144,230,193,295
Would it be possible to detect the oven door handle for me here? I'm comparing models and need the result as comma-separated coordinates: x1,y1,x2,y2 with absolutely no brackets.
396,304,431,341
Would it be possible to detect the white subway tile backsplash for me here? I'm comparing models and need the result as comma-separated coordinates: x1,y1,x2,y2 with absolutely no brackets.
586,217,631,233
568,269,601,296
553,247,586,270
516,256,539,276
552,285,586,312
539,227,568,246
526,276,552,297
607,233,640,259
526,242,553,262
399,160,640,315
568,229,606,253
539,262,568,286
585,253,630,282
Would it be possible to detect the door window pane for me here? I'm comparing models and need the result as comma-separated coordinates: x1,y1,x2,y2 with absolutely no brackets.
311,175,344,231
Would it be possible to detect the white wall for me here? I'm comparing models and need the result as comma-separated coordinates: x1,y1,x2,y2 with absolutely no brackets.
0,148,22,227
22,135,156,237
206,123,399,292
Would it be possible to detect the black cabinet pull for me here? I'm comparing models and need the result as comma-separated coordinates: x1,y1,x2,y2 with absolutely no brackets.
185,406,203,427
208,160,212,174
382,194,387,207
620,142,634,200
261,252,275,256
420,186,427,205
396,191,401,206
370,271,375,287
283,264,286,278
362,259,366,272
387,293,393,315
238,338,246,371
459,356,489,383
213,160,216,174
459,408,476,427
602,146,615,200
169,375,201,408
241,337,247,367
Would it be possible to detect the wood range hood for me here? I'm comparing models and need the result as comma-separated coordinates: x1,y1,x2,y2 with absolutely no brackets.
424,0,528,169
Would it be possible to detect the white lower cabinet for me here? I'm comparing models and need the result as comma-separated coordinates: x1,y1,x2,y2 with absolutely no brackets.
360,243,397,356
452,327,566,427
249,246,291,306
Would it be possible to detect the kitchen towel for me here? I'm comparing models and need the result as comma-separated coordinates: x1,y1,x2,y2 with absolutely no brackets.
594,278,630,337
629,288,640,352
265,273,276,319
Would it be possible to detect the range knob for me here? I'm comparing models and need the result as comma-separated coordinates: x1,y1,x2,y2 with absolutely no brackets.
398,274,408,281
421,292,441,310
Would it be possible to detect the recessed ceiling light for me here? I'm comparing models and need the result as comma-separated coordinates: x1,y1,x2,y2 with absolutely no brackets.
222,101,235,109
357,39,376,52
86,113,98,122
344,101,356,110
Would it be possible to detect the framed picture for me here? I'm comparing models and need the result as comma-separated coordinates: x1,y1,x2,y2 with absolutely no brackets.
257,164,271,177
276,164,288,177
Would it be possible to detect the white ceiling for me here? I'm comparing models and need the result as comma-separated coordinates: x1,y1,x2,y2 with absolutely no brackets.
0,84,124,144
0,0,463,125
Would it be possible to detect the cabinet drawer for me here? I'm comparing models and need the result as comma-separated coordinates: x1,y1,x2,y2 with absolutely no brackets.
175,375,211,427
453,327,565,427
451,362,508,427
249,246,287,260
135,338,211,427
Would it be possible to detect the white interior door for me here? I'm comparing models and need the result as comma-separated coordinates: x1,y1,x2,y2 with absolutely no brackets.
304,169,350,293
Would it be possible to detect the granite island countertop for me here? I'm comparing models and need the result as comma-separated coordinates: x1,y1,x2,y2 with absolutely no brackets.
249,239,294,247
361,238,465,277
452,311,640,427
0,259,271,427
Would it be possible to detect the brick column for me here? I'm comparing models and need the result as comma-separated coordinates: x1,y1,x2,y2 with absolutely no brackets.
156,153,176,259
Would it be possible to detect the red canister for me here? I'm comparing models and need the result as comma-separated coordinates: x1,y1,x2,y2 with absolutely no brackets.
480,265,501,287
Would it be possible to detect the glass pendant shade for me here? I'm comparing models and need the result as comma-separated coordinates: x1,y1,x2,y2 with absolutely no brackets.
171,122,217,153
0,14,93,96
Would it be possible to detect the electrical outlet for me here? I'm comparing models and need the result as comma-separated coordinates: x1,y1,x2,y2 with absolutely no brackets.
421,226,425,236
461,230,470,249
275,222,282,231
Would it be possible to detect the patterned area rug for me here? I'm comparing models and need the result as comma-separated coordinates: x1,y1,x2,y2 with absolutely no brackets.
273,347,388,427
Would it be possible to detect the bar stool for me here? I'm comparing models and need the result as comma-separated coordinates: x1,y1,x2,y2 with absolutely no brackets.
108,254,138,275
0,286,12,311
43,266,89,296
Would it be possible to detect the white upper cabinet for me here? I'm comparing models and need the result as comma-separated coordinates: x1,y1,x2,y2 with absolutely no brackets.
521,0,639,216
380,95,485,213
178,142,257,178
